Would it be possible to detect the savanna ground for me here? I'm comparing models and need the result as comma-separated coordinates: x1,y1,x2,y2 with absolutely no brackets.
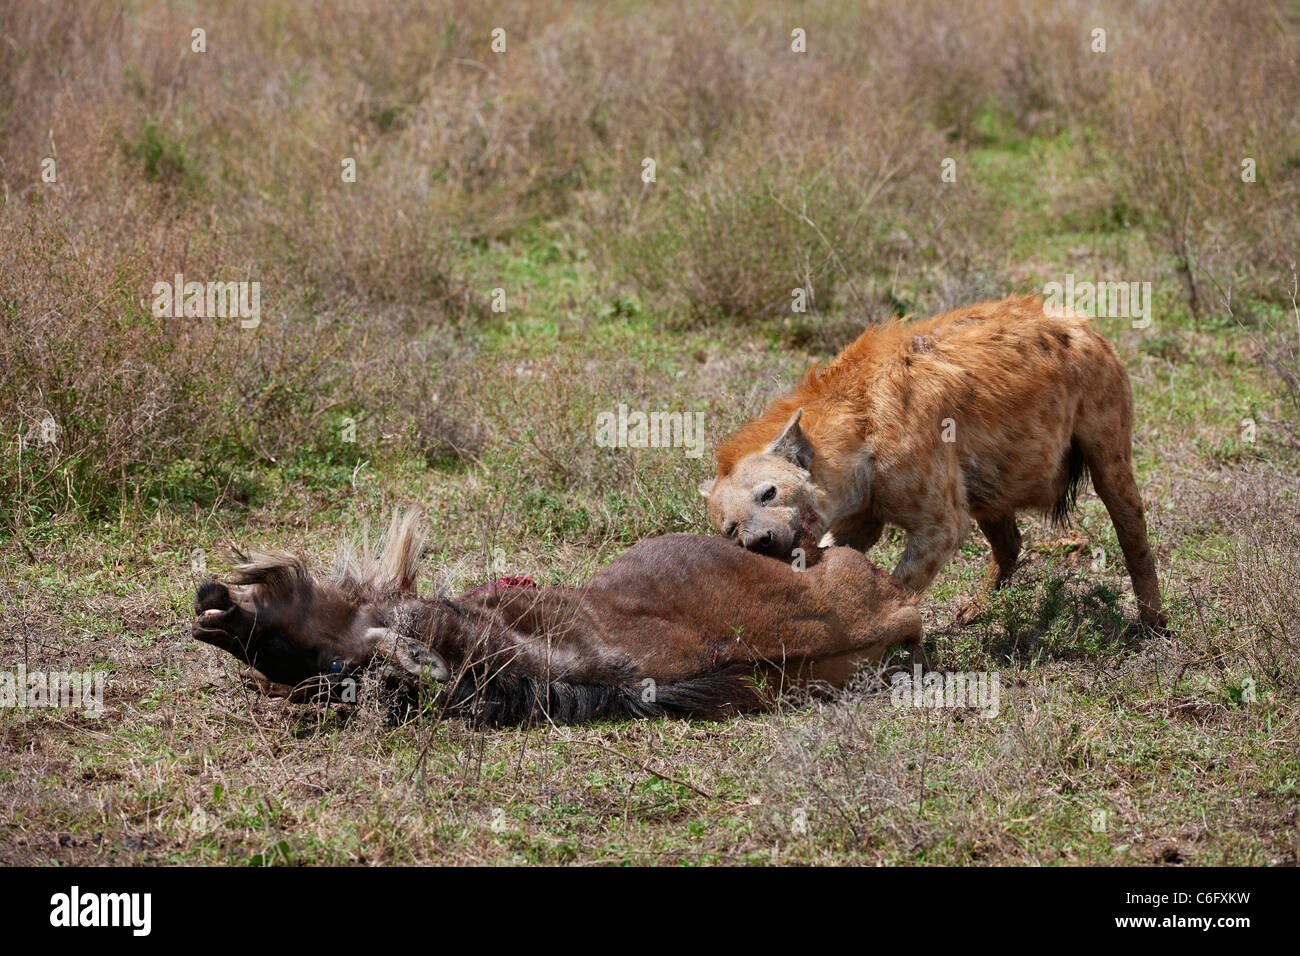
1,0,1298,866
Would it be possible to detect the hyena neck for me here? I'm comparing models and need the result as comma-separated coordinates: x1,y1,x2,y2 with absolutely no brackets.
811,444,874,526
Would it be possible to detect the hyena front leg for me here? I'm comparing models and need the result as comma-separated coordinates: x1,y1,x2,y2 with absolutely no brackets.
892,515,965,595
955,514,1022,626
833,515,884,552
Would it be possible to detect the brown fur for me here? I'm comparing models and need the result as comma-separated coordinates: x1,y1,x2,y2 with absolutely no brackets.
703,295,1165,629
193,513,921,725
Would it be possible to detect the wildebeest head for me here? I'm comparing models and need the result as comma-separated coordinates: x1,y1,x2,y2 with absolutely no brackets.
700,408,826,560
192,513,447,693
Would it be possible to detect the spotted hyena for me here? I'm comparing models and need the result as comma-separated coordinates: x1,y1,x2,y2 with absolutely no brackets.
700,295,1165,629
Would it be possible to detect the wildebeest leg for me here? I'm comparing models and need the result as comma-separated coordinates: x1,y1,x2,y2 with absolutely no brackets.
956,514,1021,626
241,667,283,696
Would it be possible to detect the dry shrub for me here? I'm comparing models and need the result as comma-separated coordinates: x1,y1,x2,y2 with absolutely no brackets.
600,124,1004,333
841,0,1109,141
0,209,218,519
1095,0,1300,316
2,0,1297,520
1179,472,1300,695
757,691,938,854
0,0,495,519
583,1,1101,330
1228,518,1300,695
469,353,709,545
591,29,948,326
753,677,1101,860
0,205,482,523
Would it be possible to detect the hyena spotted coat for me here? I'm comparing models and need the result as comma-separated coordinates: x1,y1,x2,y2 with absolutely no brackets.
701,295,1165,629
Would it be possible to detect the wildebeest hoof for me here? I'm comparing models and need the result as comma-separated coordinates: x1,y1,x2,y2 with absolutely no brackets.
240,667,292,697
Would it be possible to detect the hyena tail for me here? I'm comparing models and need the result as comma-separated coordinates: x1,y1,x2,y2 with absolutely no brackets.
1050,439,1089,528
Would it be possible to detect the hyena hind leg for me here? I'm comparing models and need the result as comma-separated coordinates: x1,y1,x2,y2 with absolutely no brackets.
1080,448,1166,630
955,514,1021,626
978,514,1022,588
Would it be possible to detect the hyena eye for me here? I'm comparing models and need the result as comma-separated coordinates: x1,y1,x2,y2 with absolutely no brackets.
760,486,777,504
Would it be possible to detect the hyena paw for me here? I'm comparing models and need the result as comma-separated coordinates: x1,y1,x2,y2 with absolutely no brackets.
1138,609,1170,635
954,599,986,627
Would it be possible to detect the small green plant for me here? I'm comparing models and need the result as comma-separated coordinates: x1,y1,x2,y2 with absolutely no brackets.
123,116,203,191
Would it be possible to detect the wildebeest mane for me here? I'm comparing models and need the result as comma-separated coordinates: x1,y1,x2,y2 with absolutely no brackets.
435,663,768,727
333,509,427,602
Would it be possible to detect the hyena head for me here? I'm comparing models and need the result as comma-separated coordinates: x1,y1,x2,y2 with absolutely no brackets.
700,409,826,560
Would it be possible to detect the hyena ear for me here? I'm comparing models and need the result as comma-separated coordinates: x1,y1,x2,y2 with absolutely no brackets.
767,408,814,470
698,478,715,498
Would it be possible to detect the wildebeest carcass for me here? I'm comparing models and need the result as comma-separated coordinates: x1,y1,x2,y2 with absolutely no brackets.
192,512,921,725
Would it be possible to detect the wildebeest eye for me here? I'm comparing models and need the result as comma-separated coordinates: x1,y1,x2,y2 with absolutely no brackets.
760,486,777,504
330,660,343,674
